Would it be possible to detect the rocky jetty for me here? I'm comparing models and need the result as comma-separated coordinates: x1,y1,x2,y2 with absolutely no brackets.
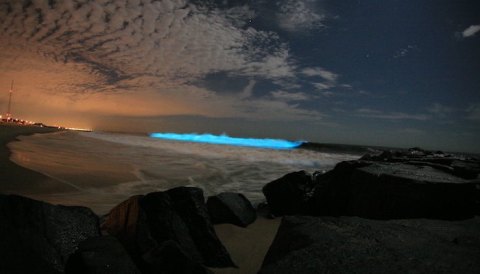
207,192,257,227
263,148,480,219
259,216,480,274
259,148,480,273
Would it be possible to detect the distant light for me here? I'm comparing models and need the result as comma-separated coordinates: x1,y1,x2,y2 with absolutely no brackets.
66,127,92,132
149,132,304,149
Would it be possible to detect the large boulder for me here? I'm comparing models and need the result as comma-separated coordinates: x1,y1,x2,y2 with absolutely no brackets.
262,171,313,216
310,160,371,217
360,148,480,180
65,236,140,274
451,159,480,179
100,195,143,259
0,194,100,274
206,192,256,227
310,161,479,220
259,216,480,274
142,240,212,274
102,187,234,273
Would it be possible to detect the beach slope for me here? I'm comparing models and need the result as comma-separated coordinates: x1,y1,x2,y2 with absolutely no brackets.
0,124,76,195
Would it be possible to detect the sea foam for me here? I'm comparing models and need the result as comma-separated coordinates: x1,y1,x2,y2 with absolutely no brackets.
9,131,358,213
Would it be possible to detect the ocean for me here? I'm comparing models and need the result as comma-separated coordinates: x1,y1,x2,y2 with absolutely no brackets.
8,131,360,214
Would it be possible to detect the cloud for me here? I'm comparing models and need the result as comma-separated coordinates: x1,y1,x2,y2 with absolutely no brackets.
304,67,354,97
302,67,338,82
319,91,334,97
232,98,324,121
427,103,453,118
397,128,426,135
0,0,308,124
239,79,256,99
462,24,480,38
355,108,430,121
466,103,480,120
276,0,326,32
356,108,382,114
312,82,333,91
271,90,309,101
357,90,371,96
0,0,295,87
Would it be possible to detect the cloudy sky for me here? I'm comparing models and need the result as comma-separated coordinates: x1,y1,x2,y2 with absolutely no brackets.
0,0,479,152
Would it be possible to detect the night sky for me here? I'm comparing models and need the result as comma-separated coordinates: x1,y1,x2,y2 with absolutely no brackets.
0,0,479,152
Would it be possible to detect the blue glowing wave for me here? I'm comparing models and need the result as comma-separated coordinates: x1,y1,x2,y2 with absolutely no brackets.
149,133,304,149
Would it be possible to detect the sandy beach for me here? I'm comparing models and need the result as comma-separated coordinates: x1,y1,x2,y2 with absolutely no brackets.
0,124,75,195
0,123,280,273
211,216,281,274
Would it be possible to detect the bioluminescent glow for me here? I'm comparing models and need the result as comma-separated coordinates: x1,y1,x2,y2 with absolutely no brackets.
149,133,304,149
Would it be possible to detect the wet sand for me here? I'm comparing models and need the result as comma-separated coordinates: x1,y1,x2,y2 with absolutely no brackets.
0,124,75,195
1,125,137,212
212,216,281,274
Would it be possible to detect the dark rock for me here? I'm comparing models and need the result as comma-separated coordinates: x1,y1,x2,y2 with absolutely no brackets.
206,192,256,227
361,148,460,166
310,162,479,220
358,153,372,160
360,150,393,161
408,146,427,156
0,195,100,274
102,187,234,273
101,195,143,258
451,160,480,179
65,236,140,274
351,163,477,219
404,160,455,174
142,240,212,274
164,187,235,267
310,160,371,217
377,149,480,179
264,148,480,219
259,216,480,274
262,171,313,216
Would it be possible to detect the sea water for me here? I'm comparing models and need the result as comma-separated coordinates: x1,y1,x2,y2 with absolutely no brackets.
9,131,359,213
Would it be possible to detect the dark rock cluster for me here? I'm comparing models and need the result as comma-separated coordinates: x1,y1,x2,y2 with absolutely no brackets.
263,148,480,220
260,216,480,274
259,148,480,273
0,188,256,274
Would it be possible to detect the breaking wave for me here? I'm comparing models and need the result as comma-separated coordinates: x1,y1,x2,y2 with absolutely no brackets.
149,132,304,149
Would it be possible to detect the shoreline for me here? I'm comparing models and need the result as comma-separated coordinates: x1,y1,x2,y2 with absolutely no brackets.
9,129,359,214
0,124,282,273
0,124,79,196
